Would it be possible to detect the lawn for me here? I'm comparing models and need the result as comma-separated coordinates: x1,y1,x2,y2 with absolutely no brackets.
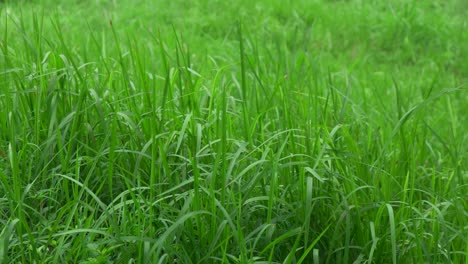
0,0,466,263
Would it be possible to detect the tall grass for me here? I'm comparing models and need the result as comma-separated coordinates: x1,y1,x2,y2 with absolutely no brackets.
0,0,466,263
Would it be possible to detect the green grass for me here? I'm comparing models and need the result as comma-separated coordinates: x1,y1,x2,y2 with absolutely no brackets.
0,0,466,263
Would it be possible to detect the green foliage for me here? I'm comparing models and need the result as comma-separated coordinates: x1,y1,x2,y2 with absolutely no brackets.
0,0,466,263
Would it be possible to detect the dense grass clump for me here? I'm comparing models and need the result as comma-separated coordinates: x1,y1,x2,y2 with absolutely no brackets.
0,0,466,263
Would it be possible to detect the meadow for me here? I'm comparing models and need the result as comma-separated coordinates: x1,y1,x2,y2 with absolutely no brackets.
0,0,466,263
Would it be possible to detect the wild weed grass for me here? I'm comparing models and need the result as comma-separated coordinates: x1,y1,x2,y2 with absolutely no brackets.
0,0,466,263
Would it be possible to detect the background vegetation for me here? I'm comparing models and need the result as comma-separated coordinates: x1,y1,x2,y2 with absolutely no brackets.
0,0,466,263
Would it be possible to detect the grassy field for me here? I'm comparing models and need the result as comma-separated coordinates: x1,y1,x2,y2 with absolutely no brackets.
0,0,466,263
